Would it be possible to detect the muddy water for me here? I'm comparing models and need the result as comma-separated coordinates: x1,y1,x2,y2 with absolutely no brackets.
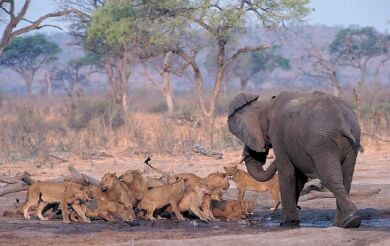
253,207,390,229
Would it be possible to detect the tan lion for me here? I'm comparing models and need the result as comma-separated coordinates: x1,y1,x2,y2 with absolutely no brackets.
79,199,134,222
169,172,229,193
70,185,134,222
138,177,188,220
119,170,148,202
100,173,136,207
224,165,280,210
211,199,256,221
22,181,91,223
178,182,211,221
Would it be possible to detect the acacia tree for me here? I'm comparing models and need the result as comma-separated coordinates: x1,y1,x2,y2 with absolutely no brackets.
0,34,60,95
0,0,82,56
146,0,310,145
329,26,387,87
86,1,143,111
232,45,290,90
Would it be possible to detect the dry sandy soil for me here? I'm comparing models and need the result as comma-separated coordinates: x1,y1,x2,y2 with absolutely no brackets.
1,148,390,246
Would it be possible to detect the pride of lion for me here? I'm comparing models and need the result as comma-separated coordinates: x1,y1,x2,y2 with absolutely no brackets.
21,158,281,223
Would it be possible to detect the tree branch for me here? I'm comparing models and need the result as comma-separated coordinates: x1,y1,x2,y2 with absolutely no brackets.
12,8,84,37
223,44,269,70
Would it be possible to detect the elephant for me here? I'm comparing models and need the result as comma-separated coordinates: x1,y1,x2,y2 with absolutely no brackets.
227,91,362,228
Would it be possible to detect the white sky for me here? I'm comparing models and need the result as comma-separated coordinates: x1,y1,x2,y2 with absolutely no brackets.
2,0,390,33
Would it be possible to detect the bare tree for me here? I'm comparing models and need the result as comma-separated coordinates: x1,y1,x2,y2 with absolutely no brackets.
298,42,343,97
141,51,190,115
0,0,83,56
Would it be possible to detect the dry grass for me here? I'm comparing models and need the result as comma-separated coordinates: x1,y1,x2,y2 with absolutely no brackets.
0,86,389,163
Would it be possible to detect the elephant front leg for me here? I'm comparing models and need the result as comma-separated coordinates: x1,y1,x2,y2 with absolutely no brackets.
276,156,300,227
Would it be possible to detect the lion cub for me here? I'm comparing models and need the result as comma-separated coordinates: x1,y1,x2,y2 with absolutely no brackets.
224,165,280,210
23,181,91,223
138,177,188,220
201,189,223,221
211,200,256,221
178,182,211,221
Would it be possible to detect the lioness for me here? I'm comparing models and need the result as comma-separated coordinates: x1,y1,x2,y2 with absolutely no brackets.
119,170,148,202
204,172,230,191
100,173,136,207
178,182,211,221
211,199,256,221
85,199,134,222
23,181,91,223
169,172,229,193
224,165,280,210
168,173,201,191
138,177,188,220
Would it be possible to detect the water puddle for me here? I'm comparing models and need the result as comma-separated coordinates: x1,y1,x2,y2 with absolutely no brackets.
254,209,390,228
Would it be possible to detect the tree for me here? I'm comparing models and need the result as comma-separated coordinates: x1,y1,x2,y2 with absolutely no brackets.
147,0,310,145
0,0,83,56
0,34,60,95
232,45,290,90
329,26,387,87
298,42,343,97
86,0,149,111
141,51,188,115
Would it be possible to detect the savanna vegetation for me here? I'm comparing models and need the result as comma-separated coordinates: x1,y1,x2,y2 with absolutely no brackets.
0,0,389,165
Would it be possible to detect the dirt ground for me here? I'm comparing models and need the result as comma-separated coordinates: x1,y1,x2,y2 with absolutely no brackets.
1,148,390,246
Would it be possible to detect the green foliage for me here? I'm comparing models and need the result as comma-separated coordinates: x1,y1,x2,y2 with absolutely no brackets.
87,0,139,53
0,34,60,72
232,45,290,84
329,26,386,65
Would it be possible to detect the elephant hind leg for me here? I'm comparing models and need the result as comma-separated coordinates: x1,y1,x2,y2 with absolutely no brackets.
313,154,360,228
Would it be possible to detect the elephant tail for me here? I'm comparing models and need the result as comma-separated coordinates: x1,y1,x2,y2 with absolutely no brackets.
340,128,364,153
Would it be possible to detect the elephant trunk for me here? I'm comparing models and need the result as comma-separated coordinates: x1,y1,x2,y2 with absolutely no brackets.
245,156,277,182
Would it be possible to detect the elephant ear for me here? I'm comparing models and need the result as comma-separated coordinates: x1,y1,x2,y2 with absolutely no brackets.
228,93,266,153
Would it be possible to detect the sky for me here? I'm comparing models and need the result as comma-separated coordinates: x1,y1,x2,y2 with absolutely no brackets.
3,0,390,33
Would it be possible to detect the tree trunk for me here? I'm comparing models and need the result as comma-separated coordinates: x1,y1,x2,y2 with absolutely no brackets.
330,72,342,97
22,75,34,96
353,88,362,127
104,46,133,111
240,78,249,91
44,71,52,97
162,51,174,115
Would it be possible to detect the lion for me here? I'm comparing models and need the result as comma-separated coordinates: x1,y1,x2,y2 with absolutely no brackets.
201,188,223,221
22,181,91,223
204,172,230,191
224,165,280,210
72,199,134,222
178,181,211,221
100,173,136,207
69,184,133,222
169,172,229,193
119,170,148,202
145,177,167,189
138,177,188,220
211,199,256,221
